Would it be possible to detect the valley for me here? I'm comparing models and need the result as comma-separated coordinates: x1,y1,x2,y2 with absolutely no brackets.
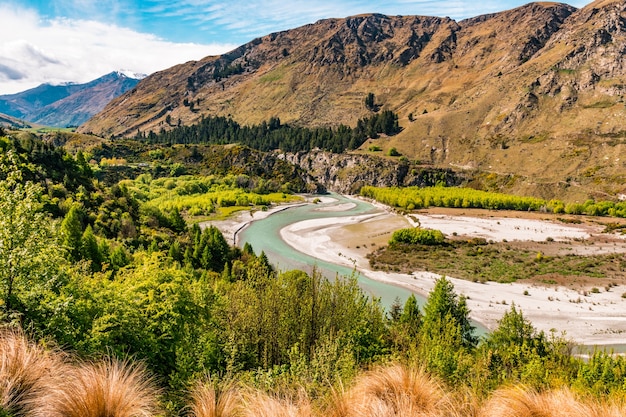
3,0,626,415
206,192,626,346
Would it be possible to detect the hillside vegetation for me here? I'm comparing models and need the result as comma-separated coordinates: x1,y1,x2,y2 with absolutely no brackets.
80,0,626,200
1,129,626,416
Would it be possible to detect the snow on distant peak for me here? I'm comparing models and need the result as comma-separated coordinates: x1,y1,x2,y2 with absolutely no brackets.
115,70,147,80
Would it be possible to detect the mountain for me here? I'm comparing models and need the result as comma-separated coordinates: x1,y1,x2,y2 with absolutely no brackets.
79,1,626,200
0,71,144,127
0,112,31,130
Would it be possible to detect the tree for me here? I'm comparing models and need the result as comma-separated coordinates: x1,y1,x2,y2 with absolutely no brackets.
365,92,376,110
0,151,63,314
60,205,83,260
418,276,476,381
479,304,549,387
421,277,476,348
400,294,422,334
81,225,102,272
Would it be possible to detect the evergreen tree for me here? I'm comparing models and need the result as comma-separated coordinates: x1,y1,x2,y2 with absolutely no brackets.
418,276,476,381
400,294,422,335
168,208,187,233
421,277,476,348
60,205,83,260
81,224,102,271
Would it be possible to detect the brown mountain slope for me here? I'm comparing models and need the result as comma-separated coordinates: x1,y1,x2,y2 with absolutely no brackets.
80,1,626,200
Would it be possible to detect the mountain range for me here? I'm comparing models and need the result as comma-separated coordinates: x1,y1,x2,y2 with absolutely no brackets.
0,71,144,128
76,0,626,199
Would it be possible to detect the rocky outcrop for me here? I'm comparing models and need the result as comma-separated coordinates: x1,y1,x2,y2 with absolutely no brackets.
280,151,465,194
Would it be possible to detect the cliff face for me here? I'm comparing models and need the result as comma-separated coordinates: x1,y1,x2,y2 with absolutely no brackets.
281,151,465,194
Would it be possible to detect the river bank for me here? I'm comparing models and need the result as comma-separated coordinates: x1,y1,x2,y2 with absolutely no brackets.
279,196,626,346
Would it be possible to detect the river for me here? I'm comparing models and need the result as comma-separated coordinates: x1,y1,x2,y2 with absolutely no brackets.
237,193,626,351
237,193,420,309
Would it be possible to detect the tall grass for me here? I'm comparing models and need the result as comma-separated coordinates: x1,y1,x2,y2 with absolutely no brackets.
0,328,65,417
38,357,161,417
239,389,312,417
478,386,591,417
327,363,449,417
0,331,624,417
188,377,241,417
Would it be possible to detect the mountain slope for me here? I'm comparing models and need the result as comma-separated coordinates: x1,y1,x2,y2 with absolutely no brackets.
0,72,143,127
79,1,626,200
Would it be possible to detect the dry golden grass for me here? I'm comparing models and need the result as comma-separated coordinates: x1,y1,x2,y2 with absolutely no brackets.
327,363,449,417
478,386,592,417
239,389,313,417
37,357,161,417
188,377,241,417
0,328,65,416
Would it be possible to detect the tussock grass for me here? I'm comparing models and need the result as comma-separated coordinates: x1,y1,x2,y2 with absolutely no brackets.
587,399,626,417
478,386,591,417
328,363,449,417
239,389,313,417
188,377,241,417
38,357,161,417
0,328,65,416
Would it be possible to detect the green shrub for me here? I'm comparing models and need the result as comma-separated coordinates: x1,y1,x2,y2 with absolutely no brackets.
390,228,445,245
387,147,401,157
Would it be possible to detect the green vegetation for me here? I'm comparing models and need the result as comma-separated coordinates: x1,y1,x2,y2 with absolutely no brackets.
361,185,626,218
362,185,546,211
122,174,300,219
387,147,401,156
135,111,400,153
390,227,445,245
1,133,626,415
369,234,622,283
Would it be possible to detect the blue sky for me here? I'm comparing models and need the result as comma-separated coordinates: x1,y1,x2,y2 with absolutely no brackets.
1,0,591,94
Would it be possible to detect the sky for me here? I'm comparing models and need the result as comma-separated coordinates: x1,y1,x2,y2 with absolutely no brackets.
1,0,591,95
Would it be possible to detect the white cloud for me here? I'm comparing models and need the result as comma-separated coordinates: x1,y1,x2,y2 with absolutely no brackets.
0,4,236,94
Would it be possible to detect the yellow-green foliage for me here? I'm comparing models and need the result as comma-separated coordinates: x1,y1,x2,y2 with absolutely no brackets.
361,186,546,211
124,174,300,217
390,228,445,245
361,186,626,218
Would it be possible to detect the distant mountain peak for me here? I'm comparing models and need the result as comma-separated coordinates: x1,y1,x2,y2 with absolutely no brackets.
114,70,147,80
0,72,142,127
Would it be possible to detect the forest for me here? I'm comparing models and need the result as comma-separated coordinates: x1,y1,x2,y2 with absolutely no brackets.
134,110,401,153
1,133,626,416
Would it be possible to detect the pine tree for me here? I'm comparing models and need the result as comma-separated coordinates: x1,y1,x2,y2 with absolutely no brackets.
60,205,83,260
81,224,102,271
421,277,476,348
418,276,476,381
400,294,422,335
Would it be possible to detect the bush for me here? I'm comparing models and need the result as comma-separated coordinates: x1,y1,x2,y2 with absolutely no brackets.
390,228,445,245
387,147,401,157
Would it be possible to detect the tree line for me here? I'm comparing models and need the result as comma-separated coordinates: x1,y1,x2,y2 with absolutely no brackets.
361,185,626,218
134,110,400,153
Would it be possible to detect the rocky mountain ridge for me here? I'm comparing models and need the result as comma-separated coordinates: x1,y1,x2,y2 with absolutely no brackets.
80,0,626,200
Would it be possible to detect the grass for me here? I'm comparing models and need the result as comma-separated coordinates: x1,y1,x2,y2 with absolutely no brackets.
334,364,449,417
479,386,604,417
39,357,161,417
240,389,312,417
367,240,623,283
188,377,241,417
0,328,65,417
1,332,624,416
